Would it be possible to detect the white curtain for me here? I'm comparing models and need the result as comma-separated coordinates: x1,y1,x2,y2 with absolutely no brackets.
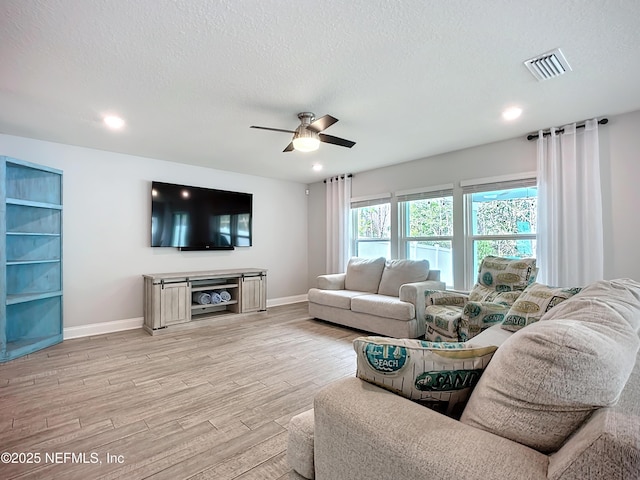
326,175,352,274
536,119,603,286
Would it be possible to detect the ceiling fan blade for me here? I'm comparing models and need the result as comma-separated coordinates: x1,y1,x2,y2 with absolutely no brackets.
250,126,296,134
319,133,356,148
307,115,338,133
283,142,295,152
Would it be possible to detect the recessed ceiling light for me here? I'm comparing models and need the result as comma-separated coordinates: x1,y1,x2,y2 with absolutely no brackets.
502,107,523,121
103,115,125,130
312,164,323,171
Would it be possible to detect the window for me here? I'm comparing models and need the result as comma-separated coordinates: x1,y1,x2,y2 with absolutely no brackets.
398,187,454,286
351,198,391,259
463,178,537,286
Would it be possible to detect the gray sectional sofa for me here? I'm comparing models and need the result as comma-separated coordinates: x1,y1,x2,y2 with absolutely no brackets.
291,278,640,479
308,257,445,338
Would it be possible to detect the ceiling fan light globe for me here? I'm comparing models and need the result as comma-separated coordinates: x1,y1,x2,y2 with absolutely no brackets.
292,136,320,152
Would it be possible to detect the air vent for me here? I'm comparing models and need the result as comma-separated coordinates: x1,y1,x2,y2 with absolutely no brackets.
524,48,572,81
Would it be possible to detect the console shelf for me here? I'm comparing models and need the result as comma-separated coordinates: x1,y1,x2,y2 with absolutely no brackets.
142,268,267,335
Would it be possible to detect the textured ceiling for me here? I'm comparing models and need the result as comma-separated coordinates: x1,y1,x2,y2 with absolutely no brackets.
1,0,640,184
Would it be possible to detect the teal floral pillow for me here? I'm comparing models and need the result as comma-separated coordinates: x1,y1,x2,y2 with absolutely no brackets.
353,336,497,417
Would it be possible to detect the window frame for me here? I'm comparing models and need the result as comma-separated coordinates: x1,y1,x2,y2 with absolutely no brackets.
350,195,392,259
462,176,537,289
397,186,454,286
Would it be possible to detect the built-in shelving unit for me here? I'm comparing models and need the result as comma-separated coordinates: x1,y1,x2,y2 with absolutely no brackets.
1,156,63,362
143,268,266,334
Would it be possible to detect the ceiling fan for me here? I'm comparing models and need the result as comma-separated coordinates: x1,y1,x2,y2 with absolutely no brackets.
250,112,356,152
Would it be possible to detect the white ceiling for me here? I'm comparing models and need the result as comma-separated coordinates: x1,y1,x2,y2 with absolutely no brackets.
2,1,640,184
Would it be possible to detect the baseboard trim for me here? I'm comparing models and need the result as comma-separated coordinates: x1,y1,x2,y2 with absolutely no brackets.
63,294,309,339
267,294,308,307
64,317,144,340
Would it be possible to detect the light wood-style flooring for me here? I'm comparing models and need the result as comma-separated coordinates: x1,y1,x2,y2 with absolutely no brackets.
0,303,362,479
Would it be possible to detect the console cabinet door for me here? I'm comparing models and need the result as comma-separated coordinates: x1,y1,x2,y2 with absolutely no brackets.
160,281,191,326
241,275,266,313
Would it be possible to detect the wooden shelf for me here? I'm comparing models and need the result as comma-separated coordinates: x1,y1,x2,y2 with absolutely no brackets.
191,283,238,292
2,157,63,362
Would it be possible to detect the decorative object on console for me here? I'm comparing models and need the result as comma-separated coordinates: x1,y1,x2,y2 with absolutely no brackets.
354,336,497,417
218,290,232,302
192,291,211,305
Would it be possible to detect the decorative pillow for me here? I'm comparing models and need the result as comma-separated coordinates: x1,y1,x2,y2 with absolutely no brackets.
460,278,640,453
501,282,582,332
377,259,429,297
354,336,497,417
459,301,510,341
344,257,386,293
476,255,537,291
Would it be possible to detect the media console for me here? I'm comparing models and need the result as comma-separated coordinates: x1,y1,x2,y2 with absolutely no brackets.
142,268,266,335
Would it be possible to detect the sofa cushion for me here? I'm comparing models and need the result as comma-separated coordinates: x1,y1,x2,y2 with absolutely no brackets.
354,336,497,416
307,288,368,310
460,278,640,453
377,259,429,297
344,257,386,293
351,294,415,321
501,282,582,332
476,255,537,291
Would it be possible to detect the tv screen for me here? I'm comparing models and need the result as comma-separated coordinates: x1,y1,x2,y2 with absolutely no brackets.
151,181,252,250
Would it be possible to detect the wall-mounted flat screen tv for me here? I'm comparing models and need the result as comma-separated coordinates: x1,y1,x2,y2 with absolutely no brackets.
151,181,252,250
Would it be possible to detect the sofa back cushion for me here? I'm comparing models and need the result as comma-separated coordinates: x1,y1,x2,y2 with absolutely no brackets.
377,259,429,297
476,255,537,291
354,336,497,417
460,278,640,453
344,257,386,293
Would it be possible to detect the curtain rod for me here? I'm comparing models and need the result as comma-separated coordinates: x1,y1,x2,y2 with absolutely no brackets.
526,118,608,141
323,174,353,183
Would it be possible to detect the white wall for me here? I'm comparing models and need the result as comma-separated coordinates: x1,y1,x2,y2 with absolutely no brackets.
1,134,309,328
599,109,640,279
308,109,640,287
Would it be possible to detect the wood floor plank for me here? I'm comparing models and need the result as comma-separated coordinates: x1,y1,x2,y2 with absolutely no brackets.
188,430,289,480
0,302,361,479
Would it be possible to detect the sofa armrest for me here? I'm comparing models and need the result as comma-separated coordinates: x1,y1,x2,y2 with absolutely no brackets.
400,280,446,335
314,377,548,480
316,273,346,290
425,289,469,307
